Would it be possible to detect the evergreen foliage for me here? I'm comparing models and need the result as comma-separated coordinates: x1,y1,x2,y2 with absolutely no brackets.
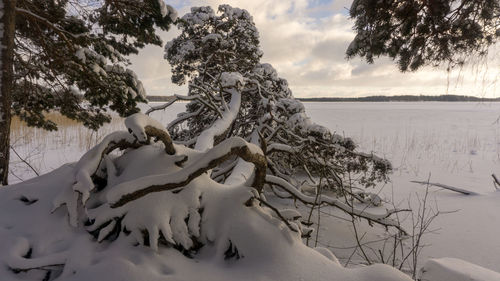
13,0,176,130
347,0,500,71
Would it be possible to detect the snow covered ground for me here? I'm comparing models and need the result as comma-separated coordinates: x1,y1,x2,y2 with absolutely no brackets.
6,101,500,277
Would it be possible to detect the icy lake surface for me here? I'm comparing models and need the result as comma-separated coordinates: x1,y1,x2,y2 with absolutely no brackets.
304,102,500,272
8,101,500,272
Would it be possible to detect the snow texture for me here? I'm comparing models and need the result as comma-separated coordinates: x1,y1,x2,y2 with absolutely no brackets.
419,258,500,281
0,159,414,281
220,72,245,88
56,113,170,227
106,136,262,204
223,131,259,186
157,0,178,21
53,131,136,226
182,6,215,26
277,98,331,139
194,87,242,151
202,33,222,43
125,69,146,99
124,112,167,142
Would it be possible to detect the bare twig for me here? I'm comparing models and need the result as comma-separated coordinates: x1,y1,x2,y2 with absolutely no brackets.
10,145,39,176
345,173,372,265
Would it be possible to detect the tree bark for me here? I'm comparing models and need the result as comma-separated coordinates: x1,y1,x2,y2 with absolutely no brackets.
0,0,16,185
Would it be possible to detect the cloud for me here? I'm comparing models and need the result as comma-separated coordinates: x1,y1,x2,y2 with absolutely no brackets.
311,38,350,62
129,0,500,98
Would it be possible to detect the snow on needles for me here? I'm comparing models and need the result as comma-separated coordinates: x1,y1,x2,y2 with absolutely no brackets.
157,0,178,22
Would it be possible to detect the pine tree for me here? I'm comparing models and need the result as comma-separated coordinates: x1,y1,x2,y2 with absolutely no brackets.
0,0,177,184
347,0,500,71
157,5,393,225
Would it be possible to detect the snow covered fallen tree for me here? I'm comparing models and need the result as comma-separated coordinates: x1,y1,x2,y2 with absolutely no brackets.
159,5,400,233
0,113,414,281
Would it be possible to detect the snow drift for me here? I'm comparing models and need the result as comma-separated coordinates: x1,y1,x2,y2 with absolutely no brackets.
0,114,412,281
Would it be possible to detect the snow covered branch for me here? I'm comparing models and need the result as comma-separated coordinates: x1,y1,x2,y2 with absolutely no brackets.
125,113,175,154
146,94,221,117
194,76,243,152
16,8,83,50
265,175,408,234
69,131,138,204
109,137,266,207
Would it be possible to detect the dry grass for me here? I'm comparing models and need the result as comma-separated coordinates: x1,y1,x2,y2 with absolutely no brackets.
8,113,125,183
10,113,124,151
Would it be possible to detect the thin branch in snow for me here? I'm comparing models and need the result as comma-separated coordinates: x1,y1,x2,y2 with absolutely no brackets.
492,174,500,191
255,197,298,233
411,180,478,195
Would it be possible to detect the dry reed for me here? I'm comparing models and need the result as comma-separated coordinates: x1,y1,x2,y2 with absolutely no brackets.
10,113,124,151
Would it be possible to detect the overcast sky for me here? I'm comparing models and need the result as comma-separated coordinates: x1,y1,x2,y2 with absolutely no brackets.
129,0,500,98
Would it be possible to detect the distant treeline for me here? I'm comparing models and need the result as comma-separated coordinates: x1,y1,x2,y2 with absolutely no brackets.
297,95,500,102
147,95,500,103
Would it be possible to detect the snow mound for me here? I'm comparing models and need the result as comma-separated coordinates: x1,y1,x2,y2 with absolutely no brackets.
419,258,500,281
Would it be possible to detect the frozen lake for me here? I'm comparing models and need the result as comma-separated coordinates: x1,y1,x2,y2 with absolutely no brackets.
306,102,500,179
303,102,500,272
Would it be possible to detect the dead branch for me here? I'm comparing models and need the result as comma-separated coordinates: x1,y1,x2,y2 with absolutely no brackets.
89,138,142,184
266,175,409,234
9,145,39,176
10,263,65,273
411,180,478,195
167,107,203,132
211,159,238,182
145,96,177,115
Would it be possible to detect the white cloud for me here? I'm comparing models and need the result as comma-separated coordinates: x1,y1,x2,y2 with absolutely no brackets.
129,0,500,98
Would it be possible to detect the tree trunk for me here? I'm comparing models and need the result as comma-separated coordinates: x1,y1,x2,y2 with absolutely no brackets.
0,0,16,185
